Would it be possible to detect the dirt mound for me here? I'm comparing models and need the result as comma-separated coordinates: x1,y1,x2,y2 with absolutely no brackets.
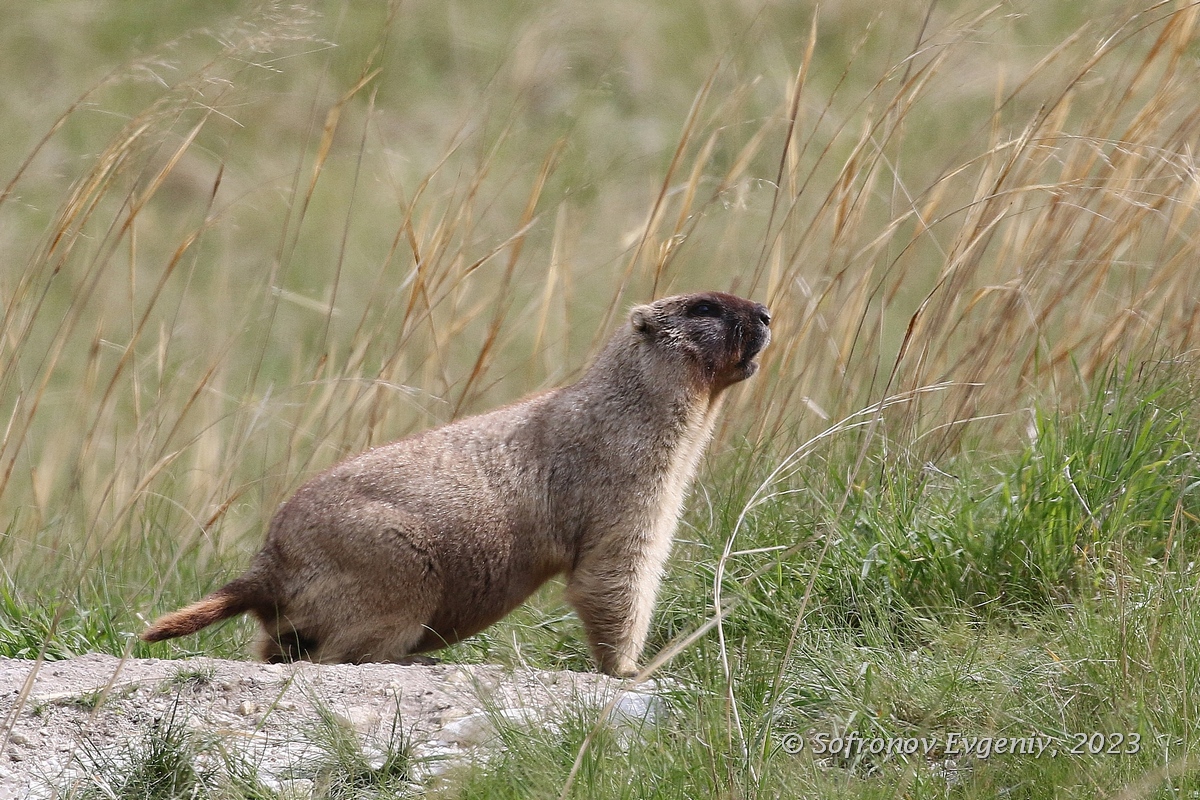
0,655,663,797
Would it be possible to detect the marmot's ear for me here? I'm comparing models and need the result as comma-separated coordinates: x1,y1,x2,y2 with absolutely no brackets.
630,304,657,335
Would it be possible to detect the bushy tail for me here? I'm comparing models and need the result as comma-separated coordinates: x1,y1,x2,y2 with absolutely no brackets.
141,577,264,642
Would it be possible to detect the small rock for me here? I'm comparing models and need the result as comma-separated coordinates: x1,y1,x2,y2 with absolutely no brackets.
610,692,664,726
338,707,379,731
440,712,493,746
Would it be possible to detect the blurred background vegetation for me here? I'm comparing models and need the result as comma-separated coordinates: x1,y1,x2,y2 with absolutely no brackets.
4,1,1200,794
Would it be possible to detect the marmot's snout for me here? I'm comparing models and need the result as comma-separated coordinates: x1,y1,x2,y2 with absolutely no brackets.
731,299,771,379
745,301,771,357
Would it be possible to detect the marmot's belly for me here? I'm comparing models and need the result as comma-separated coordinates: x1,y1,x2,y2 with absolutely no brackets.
416,546,565,648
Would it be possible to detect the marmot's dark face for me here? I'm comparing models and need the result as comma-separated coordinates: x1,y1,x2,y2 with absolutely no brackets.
631,292,771,389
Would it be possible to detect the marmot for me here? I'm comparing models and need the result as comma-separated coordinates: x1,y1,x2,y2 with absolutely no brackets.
142,291,771,676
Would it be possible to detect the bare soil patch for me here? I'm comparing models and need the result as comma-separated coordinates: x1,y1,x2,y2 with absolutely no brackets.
0,655,662,797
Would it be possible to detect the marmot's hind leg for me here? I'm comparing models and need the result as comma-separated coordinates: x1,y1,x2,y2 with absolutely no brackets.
253,612,320,663
253,612,428,664
256,627,319,663
310,620,429,664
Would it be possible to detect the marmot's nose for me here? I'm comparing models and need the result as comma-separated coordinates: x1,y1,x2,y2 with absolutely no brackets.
754,304,771,328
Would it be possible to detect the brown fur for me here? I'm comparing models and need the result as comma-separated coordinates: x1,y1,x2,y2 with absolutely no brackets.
142,291,770,676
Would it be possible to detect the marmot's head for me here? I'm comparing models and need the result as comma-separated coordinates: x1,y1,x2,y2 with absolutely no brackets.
630,292,771,391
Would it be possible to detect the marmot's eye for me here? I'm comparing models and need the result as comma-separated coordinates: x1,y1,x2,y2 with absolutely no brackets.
688,302,721,318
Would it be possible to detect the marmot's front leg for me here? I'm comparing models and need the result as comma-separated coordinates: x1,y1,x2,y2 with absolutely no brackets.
567,544,667,677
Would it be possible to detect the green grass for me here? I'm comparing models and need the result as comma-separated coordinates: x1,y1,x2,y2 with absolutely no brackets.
435,372,1200,797
6,0,1200,796
801,365,1200,623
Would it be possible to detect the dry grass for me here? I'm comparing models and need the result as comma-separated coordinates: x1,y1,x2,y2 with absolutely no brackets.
0,2,1193,597
3,1,1200,793
0,2,1192,593
4,3,1197,559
